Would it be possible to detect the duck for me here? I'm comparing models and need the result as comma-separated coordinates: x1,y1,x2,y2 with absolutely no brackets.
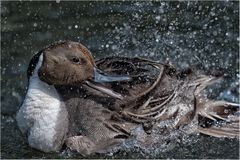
16,40,239,155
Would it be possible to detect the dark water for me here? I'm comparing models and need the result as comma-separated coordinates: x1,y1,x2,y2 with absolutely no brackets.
1,1,239,159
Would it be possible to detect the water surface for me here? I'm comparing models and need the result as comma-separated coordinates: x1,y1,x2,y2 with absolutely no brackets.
1,1,239,159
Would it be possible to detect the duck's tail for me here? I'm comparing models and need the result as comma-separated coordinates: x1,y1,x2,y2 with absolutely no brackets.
197,99,239,139
191,73,239,139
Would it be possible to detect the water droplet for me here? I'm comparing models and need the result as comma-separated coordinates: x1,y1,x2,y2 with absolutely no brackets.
155,16,160,21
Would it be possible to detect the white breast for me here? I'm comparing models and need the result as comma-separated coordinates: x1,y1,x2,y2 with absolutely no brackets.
16,54,68,152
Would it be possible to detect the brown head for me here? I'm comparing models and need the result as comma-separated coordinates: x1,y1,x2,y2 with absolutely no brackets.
27,41,131,99
35,41,95,85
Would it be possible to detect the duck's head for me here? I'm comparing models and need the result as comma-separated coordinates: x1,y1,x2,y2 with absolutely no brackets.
36,41,95,85
28,41,130,99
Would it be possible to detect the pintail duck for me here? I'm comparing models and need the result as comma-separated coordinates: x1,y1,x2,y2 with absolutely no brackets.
16,41,239,155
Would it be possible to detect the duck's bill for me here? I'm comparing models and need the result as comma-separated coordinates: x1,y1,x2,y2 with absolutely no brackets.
93,68,131,83
84,67,132,100
85,80,124,100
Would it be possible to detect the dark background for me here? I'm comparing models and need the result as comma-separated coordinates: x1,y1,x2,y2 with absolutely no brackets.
1,1,239,159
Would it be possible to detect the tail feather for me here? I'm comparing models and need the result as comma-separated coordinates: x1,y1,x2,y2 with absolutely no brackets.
197,99,239,139
198,125,239,138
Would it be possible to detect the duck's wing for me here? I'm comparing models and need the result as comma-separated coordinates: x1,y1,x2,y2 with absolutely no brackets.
97,57,240,139
95,57,182,123
96,57,163,104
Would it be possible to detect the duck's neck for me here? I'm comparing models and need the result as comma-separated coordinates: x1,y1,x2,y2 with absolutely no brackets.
26,53,61,109
17,54,68,152
27,72,61,110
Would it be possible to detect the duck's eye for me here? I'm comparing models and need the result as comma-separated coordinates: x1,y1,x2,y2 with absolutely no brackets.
72,57,81,64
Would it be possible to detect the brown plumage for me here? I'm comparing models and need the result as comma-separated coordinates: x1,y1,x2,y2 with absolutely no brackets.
21,41,239,155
